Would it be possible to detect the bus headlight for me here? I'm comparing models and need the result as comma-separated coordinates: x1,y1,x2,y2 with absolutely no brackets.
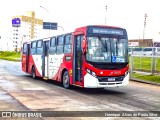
125,71,128,76
86,69,97,77
92,71,96,77
86,69,91,74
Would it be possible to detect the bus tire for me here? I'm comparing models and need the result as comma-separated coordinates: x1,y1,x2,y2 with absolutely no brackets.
62,71,70,89
32,66,36,79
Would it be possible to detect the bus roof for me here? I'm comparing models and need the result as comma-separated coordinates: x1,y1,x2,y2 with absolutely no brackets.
80,25,125,30
74,25,127,35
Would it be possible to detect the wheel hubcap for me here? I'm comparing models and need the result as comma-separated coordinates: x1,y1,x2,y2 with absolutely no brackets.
64,75,68,85
32,69,35,78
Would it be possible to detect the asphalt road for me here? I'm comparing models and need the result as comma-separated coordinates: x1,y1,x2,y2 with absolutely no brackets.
0,59,160,120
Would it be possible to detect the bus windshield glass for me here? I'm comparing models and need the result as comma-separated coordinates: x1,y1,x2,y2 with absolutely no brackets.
86,36,128,63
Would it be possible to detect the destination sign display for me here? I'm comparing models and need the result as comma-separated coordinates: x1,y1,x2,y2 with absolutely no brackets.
88,27,124,35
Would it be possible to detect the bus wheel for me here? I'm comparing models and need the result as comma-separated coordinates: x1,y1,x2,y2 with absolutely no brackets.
63,71,70,89
32,66,36,79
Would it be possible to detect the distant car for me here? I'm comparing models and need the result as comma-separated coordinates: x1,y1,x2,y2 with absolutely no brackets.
130,47,160,56
142,48,153,56
132,47,143,55
155,47,160,56
142,47,160,56
128,47,136,56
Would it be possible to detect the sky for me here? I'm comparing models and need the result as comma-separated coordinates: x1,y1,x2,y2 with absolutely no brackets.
0,0,160,41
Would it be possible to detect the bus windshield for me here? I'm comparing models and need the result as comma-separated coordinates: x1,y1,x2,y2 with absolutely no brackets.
86,36,128,63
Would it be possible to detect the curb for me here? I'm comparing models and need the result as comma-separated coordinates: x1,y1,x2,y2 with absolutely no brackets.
130,78,160,86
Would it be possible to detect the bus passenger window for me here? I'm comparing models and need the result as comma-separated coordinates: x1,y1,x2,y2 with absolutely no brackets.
57,36,64,54
31,41,36,55
36,40,43,55
64,34,71,54
50,37,56,54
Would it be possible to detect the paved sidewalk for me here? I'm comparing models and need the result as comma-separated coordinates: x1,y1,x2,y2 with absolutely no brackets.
130,78,160,86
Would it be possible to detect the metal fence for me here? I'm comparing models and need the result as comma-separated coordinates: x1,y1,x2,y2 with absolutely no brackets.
129,50,160,79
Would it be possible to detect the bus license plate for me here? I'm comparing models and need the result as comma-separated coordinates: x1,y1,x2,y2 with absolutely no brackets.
108,78,115,81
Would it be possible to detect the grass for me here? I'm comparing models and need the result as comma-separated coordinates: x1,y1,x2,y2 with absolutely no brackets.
132,73,160,83
130,56,160,83
0,51,21,62
130,56,160,72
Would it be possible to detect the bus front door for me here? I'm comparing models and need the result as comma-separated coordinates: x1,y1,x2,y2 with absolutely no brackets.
73,35,84,85
42,41,49,79
22,43,30,73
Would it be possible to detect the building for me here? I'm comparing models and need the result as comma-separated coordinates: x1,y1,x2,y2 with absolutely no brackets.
153,42,160,47
11,11,43,51
128,39,153,47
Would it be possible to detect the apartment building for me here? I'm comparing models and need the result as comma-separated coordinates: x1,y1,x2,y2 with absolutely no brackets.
11,11,43,51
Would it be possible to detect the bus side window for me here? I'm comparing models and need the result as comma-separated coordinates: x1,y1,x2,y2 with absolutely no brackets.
31,41,36,55
36,40,43,55
64,34,72,54
50,37,56,54
23,43,27,54
57,36,64,54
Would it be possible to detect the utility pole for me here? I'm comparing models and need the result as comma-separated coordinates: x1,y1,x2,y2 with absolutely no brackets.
105,5,107,25
40,6,64,35
40,6,51,36
143,13,148,40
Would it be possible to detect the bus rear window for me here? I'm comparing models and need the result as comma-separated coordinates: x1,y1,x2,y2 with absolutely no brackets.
23,43,27,54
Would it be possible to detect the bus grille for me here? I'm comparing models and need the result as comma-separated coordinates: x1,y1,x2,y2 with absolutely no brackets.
99,82,122,85
97,76,124,82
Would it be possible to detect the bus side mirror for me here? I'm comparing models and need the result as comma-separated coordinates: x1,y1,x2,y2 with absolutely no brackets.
82,39,87,54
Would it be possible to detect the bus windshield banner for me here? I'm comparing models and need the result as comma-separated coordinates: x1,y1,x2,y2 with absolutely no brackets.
88,27,124,35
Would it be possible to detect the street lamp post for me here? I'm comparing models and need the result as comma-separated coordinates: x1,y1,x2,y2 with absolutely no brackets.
40,6,50,15
40,6,51,36
58,26,64,31
40,6,65,35
7,37,14,51
20,35,26,49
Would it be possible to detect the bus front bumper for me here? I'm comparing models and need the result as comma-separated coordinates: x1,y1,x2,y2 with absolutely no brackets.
84,73,129,88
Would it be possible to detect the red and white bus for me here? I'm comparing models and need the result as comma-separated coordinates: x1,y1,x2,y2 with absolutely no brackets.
22,25,129,88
